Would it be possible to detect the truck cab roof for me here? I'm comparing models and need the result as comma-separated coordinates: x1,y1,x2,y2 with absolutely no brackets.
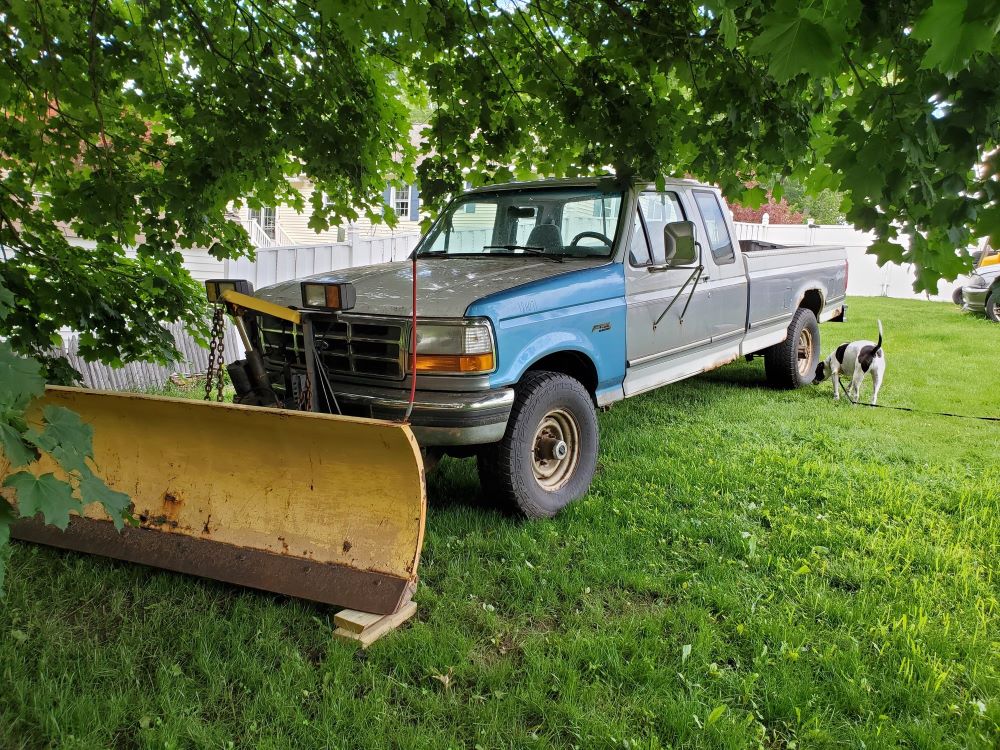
462,175,714,194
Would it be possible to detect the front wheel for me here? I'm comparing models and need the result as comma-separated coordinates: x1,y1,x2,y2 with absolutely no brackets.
477,371,598,518
764,307,820,389
986,289,1000,322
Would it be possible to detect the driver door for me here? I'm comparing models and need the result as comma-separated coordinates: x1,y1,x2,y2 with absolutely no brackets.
623,191,714,396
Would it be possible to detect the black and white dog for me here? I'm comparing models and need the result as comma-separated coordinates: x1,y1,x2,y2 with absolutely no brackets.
813,320,885,404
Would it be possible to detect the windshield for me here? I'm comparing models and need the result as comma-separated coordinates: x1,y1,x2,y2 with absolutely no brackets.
417,186,625,259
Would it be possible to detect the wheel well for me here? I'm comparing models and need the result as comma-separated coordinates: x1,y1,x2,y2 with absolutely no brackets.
799,289,823,316
525,351,598,396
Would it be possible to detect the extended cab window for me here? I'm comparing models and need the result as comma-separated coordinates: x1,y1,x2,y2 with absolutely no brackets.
629,191,685,267
692,190,735,265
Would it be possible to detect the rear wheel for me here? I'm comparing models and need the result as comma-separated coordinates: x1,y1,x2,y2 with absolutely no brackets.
764,307,820,389
477,371,598,518
986,289,1000,322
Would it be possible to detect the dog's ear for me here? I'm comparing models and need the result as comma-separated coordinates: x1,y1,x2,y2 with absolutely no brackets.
813,361,826,383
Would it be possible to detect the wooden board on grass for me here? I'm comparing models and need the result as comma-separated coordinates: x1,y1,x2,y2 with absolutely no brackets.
333,602,417,648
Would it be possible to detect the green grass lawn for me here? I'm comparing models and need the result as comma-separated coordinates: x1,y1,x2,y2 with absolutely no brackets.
2,297,998,749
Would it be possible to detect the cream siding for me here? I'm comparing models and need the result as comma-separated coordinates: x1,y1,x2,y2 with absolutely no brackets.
232,179,423,246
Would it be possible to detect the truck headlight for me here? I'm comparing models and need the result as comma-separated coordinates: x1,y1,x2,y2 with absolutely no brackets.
301,281,357,311
205,278,253,303
410,320,495,374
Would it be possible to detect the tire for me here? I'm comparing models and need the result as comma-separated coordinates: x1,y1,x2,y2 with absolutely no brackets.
477,371,598,518
987,288,1000,322
952,287,965,306
764,307,820,389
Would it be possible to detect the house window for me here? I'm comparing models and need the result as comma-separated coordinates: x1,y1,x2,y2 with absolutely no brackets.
392,185,410,218
249,206,276,239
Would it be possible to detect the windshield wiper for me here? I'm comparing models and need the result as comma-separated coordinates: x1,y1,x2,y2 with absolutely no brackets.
417,251,498,259
483,245,563,262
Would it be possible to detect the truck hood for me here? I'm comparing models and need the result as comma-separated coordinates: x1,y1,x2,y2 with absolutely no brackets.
254,257,609,318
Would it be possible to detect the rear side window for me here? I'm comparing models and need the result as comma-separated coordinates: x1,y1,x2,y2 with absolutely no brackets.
693,190,735,265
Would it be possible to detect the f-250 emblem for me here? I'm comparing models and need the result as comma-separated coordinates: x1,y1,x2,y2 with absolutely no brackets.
592,322,611,333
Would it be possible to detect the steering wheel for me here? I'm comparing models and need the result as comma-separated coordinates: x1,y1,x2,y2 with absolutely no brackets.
569,231,614,248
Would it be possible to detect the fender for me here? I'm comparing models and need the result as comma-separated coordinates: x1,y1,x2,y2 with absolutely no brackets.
466,264,627,398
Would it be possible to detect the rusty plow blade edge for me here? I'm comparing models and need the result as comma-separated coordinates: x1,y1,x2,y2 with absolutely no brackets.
8,387,426,615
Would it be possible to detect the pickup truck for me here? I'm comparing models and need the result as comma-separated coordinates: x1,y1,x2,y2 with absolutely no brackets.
248,177,848,517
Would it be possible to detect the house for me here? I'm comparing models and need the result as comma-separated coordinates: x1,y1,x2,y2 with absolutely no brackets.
229,175,423,248
231,124,428,248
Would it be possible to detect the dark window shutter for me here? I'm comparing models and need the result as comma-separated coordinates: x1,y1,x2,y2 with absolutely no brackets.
409,184,419,221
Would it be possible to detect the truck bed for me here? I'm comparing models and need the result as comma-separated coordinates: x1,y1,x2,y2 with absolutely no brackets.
739,242,849,353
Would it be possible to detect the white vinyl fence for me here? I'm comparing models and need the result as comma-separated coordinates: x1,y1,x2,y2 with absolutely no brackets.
732,222,964,303
61,234,422,390
224,234,420,288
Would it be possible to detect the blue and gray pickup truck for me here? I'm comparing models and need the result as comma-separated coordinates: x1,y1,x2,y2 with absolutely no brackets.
250,177,848,516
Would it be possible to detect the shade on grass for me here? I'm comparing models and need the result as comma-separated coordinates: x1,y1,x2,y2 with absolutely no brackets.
2,297,998,749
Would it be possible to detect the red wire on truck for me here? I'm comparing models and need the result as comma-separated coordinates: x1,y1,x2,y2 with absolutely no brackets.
403,253,417,422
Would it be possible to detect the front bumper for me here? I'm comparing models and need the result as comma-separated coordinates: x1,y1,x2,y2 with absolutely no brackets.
962,286,988,313
329,383,515,446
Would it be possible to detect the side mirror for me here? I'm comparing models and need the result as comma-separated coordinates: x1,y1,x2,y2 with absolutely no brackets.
663,221,697,266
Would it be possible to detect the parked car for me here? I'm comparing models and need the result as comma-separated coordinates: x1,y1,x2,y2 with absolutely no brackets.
249,177,848,516
960,245,1000,322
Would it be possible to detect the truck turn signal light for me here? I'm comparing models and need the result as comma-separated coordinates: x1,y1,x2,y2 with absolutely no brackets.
414,353,495,373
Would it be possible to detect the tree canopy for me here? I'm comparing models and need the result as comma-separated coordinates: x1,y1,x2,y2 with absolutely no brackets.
1,0,1000,579
729,179,845,224
1,0,413,378
2,1,998,362
412,0,1000,291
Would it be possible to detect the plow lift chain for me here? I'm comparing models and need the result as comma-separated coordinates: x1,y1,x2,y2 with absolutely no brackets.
204,303,226,402
293,368,312,412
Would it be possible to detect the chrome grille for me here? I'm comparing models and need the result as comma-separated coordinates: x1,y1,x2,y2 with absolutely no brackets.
257,314,407,381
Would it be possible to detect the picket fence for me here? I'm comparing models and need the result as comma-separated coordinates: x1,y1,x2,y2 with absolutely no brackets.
55,320,242,392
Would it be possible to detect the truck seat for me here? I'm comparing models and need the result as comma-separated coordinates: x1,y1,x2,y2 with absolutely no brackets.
526,223,563,252
643,219,667,264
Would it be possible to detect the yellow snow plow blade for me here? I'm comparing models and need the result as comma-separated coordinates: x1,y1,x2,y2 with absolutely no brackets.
9,386,426,615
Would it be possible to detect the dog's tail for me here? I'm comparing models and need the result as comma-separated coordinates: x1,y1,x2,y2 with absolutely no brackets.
872,319,883,355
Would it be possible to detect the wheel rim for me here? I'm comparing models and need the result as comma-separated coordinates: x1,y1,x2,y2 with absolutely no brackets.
531,408,580,491
797,328,814,376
